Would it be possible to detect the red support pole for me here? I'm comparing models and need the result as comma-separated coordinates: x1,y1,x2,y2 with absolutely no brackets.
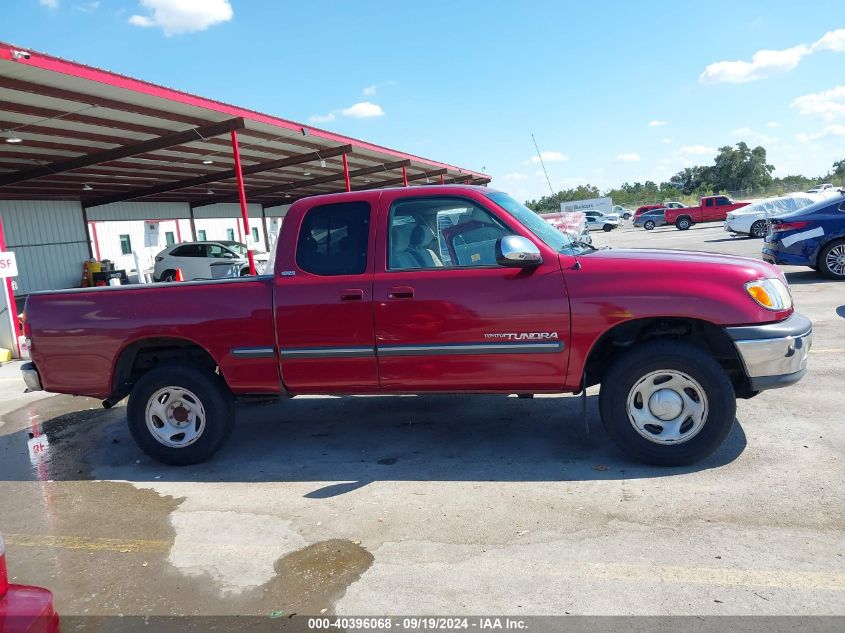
440,174,445,185
342,153,351,192
0,213,21,358
174,218,182,244
402,165,408,187
230,129,256,275
88,221,101,260
466,177,472,185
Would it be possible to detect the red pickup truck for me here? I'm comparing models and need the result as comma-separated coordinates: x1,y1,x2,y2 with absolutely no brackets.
665,195,751,230
21,186,811,467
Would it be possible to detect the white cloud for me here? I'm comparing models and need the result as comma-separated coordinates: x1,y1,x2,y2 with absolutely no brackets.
502,172,528,182
648,120,668,127
766,121,781,128
790,85,845,121
362,85,377,96
340,102,385,118
75,1,100,11
812,28,845,53
309,101,385,124
795,124,845,143
615,153,640,162
128,0,233,36
662,137,674,144
39,0,58,7
732,127,778,144
700,44,809,84
526,151,568,164
700,29,845,84
679,145,716,156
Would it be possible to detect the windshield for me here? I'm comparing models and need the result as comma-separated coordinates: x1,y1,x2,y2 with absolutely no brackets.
485,191,577,252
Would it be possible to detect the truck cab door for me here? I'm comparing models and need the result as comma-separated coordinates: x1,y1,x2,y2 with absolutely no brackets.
372,190,570,392
273,195,379,393
703,197,717,221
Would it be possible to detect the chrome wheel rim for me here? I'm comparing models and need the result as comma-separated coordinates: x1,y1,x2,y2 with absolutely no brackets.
751,221,766,238
825,244,845,276
145,386,206,448
626,370,708,445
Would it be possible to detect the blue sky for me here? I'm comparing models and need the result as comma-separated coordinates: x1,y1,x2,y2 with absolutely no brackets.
3,0,845,201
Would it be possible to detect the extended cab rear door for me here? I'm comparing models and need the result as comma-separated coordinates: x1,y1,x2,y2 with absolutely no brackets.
273,194,380,393
372,189,570,392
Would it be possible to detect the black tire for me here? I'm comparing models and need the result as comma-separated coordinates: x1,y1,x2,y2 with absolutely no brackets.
598,341,736,466
750,220,768,239
603,224,613,232
675,216,692,231
817,239,845,280
644,220,655,231
127,363,235,466
160,270,177,282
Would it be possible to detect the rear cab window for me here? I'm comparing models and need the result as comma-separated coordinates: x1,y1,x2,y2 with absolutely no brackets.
296,201,371,275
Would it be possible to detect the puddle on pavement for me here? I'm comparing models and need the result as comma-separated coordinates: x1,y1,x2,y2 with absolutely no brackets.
1,395,374,619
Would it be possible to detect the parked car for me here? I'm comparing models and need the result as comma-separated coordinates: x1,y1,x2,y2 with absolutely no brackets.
634,204,664,219
762,193,845,279
582,210,620,232
153,241,269,281
664,195,751,230
725,193,834,238
612,205,633,220
663,201,686,209
22,185,811,467
807,183,836,194
541,212,593,246
0,532,60,633
633,209,667,230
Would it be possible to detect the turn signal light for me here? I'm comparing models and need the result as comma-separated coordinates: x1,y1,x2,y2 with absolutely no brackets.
745,278,792,311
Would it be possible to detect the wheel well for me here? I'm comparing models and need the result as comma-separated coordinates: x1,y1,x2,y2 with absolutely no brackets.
583,317,753,397
111,338,220,399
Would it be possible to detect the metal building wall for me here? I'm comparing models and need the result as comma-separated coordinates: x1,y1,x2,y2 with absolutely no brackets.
86,201,191,221
0,200,89,297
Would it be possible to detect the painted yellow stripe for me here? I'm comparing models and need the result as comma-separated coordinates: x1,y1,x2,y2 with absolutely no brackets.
6,533,844,591
4,533,169,553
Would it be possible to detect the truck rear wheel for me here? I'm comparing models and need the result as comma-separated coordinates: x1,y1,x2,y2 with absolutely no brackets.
127,364,235,465
598,341,735,466
675,217,692,231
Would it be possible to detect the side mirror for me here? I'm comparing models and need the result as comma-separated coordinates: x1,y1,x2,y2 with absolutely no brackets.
495,235,543,268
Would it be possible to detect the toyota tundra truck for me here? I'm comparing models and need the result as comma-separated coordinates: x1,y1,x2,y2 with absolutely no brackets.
20,186,811,467
665,195,751,230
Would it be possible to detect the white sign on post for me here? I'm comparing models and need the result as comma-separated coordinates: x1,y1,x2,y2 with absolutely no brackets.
0,251,17,278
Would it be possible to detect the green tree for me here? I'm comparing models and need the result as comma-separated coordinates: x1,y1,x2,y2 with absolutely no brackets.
833,158,845,180
709,142,774,192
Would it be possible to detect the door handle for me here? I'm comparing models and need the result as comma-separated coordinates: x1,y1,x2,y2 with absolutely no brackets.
388,286,415,300
340,289,364,301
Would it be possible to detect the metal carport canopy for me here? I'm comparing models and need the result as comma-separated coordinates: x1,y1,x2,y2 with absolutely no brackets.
0,42,490,207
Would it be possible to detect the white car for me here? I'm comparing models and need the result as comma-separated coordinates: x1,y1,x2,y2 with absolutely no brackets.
807,183,836,194
663,201,686,209
582,210,620,232
153,241,269,281
612,205,633,219
724,193,836,238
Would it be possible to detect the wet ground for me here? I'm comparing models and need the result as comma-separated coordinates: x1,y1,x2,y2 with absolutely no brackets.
0,224,843,621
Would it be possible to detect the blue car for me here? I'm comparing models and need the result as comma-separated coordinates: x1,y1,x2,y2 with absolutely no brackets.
762,192,845,279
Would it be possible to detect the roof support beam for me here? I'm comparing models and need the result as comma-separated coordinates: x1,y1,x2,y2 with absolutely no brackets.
195,158,411,208
352,168,447,192
0,118,245,187
85,144,353,208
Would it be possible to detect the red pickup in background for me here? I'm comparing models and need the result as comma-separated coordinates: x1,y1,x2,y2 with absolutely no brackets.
664,195,751,230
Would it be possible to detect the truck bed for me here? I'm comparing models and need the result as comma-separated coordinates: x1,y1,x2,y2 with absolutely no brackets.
26,277,279,399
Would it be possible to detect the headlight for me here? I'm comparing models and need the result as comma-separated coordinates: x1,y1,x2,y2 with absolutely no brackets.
745,278,792,311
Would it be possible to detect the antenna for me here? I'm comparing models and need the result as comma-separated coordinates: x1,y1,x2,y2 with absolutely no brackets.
531,133,556,197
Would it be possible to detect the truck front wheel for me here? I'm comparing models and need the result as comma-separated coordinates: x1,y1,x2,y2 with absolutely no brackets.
127,364,235,465
598,341,735,466
675,217,692,231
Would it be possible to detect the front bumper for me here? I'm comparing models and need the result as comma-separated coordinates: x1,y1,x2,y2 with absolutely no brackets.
725,313,812,391
21,362,43,392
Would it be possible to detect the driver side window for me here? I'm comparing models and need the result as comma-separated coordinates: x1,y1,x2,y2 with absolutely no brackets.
388,197,514,270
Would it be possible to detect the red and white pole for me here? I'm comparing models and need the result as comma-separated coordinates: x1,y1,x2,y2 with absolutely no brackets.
402,165,408,187
230,129,256,275
0,213,20,358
